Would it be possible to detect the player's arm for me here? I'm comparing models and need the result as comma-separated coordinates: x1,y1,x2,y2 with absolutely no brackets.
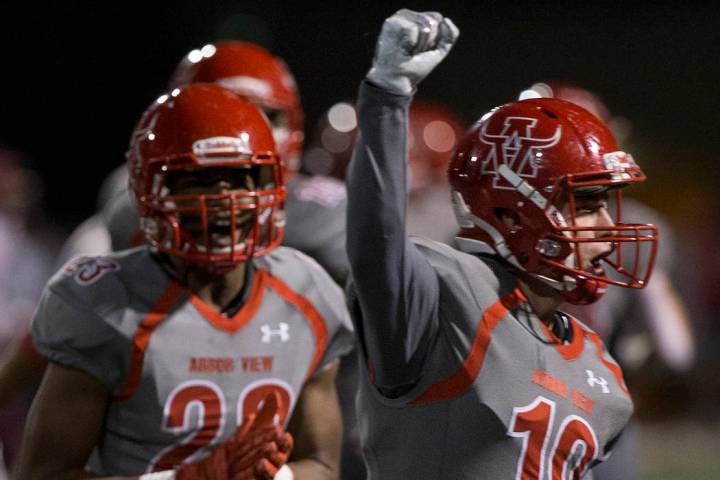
638,270,695,371
15,362,295,480
283,362,342,480
345,9,459,395
13,362,134,480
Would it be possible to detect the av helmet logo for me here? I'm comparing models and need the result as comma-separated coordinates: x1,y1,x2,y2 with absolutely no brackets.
480,116,561,189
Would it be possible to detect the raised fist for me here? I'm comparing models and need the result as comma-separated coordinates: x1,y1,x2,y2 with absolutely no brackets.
366,9,459,95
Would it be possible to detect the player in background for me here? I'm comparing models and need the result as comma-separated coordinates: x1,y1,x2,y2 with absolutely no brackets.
0,148,54,473
168,41,347,285
346,9,659,478
15,84,353,479
519,81,695,480
304,98,465,245
56,164,138,264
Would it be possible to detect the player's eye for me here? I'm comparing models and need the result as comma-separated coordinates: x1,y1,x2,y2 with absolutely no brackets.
262,108,289,129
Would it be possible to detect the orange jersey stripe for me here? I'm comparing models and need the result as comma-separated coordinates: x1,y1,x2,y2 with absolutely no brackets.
264,272,328,382
412,288,526,404
538,317,585,361
190,270,267,334
114,281,185,402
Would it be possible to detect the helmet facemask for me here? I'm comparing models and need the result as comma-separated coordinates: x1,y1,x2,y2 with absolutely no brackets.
139,153,285,268
535,176,658,304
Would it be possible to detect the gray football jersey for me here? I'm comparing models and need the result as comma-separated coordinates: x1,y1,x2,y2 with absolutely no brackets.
283,174,349,285
354,238,632,479
32,246,353,475
346,81,632,479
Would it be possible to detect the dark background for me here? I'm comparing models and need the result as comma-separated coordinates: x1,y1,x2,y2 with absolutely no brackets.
1,1,718,228
1,3,719,476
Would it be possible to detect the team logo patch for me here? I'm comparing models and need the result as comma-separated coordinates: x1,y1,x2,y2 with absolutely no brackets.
64,256,120,286
585,369,610,394
603,151,637,181
192,135,252,162
479,116,561,189
261,322,290,343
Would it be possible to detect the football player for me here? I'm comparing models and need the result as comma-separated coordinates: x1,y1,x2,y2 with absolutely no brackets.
345,9,659,478
15,84,353,479
0,148,54,471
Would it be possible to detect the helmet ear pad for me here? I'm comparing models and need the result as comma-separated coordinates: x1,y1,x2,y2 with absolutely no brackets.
493,208,529,264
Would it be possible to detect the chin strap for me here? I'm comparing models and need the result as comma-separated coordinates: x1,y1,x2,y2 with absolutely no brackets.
529,272,578,292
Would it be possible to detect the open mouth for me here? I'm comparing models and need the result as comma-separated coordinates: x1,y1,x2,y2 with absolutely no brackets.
183,211,254,248
586,249,612,276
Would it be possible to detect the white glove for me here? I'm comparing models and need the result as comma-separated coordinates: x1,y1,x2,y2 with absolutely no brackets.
366,9,459,95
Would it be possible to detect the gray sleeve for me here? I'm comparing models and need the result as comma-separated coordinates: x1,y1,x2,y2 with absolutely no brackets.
32,286,130,393
345,80,439,395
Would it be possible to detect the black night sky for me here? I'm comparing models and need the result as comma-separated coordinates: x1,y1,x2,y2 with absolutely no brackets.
1,1,718,228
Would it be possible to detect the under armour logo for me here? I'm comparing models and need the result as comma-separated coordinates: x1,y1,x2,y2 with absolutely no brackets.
261,323,290,343
479,116,561,190
586,370,609,394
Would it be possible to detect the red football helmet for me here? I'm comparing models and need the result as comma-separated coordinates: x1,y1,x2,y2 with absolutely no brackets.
519,82,632,144
169,41,304,176
304,98,464,189
448,98,658,304
127,84,286,266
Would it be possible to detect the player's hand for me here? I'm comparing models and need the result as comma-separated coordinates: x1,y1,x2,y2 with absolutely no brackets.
174,391,293,480
174,438,232,480
366,9,459,95
229,391,294,479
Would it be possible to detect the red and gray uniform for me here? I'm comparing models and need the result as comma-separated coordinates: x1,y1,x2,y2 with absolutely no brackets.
32,246,353,475
346,81,632,479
